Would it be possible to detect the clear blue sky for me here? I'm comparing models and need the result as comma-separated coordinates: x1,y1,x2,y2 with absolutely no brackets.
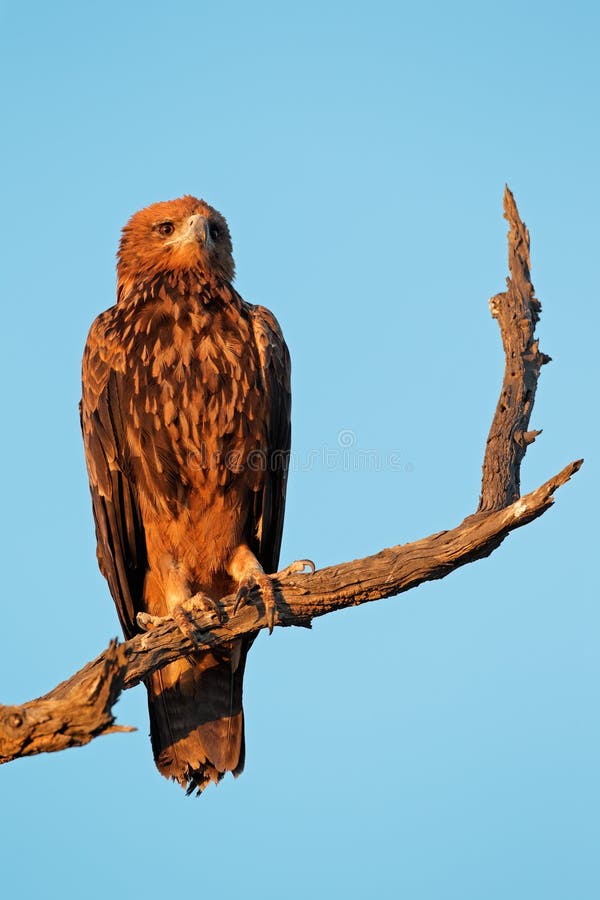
0,2,597,898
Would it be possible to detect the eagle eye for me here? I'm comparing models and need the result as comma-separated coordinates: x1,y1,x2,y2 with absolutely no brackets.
208,222,221,241
158,221,175,237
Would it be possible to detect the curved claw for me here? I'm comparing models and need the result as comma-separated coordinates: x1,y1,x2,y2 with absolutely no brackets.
233,571,277,633
277,558,316,578
190,592,224,625
176,593,223,638
265,597,276,634
234,573,262,615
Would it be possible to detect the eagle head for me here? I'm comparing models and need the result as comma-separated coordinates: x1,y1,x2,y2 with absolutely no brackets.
117,195,234,295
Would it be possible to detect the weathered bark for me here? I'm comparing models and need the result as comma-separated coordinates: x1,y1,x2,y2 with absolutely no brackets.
0,642,134,763
0,187,582,767
479,186,551,511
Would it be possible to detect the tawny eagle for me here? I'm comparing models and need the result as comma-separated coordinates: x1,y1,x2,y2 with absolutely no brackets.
81,195,307,794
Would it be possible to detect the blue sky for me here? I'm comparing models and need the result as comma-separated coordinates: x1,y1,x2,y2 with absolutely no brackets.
0,2,598,898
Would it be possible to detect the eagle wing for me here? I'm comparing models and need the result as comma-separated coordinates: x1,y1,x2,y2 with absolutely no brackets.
80,313,147,639
248,304,291,575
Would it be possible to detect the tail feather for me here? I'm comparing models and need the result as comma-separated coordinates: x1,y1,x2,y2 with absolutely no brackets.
146,639,249,795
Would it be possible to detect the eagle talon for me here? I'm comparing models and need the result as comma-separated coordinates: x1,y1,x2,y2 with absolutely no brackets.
277,558,316,578
233,571,278,634
233,578,255,615
172,593,222,646
193,592,225,625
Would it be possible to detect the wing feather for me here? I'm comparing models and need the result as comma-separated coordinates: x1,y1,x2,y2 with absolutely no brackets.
80,314,147,638
248,304,291,574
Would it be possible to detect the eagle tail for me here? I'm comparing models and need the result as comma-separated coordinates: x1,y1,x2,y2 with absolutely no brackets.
146,641,248,795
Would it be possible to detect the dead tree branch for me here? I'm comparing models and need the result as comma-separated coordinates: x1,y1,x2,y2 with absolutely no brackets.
0,187,582,766
479,186,551,511
0,642,134,764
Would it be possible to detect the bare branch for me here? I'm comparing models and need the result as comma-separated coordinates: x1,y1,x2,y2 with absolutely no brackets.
479,185,552,511
0,641,134,764
0,189,582,767
106,458,585,692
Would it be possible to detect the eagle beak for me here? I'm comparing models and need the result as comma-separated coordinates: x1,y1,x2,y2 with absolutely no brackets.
186,214,210,247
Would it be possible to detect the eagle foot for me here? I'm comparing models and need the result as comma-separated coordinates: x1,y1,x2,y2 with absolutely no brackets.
172,593,224,645
136,593,222,646
233,571,279,634
233,560,315,634
136,611,164,631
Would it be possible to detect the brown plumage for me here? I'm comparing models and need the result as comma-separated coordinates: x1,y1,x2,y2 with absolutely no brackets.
80,195,291,794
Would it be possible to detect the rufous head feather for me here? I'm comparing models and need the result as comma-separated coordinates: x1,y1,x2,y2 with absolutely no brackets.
117,195,234,297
